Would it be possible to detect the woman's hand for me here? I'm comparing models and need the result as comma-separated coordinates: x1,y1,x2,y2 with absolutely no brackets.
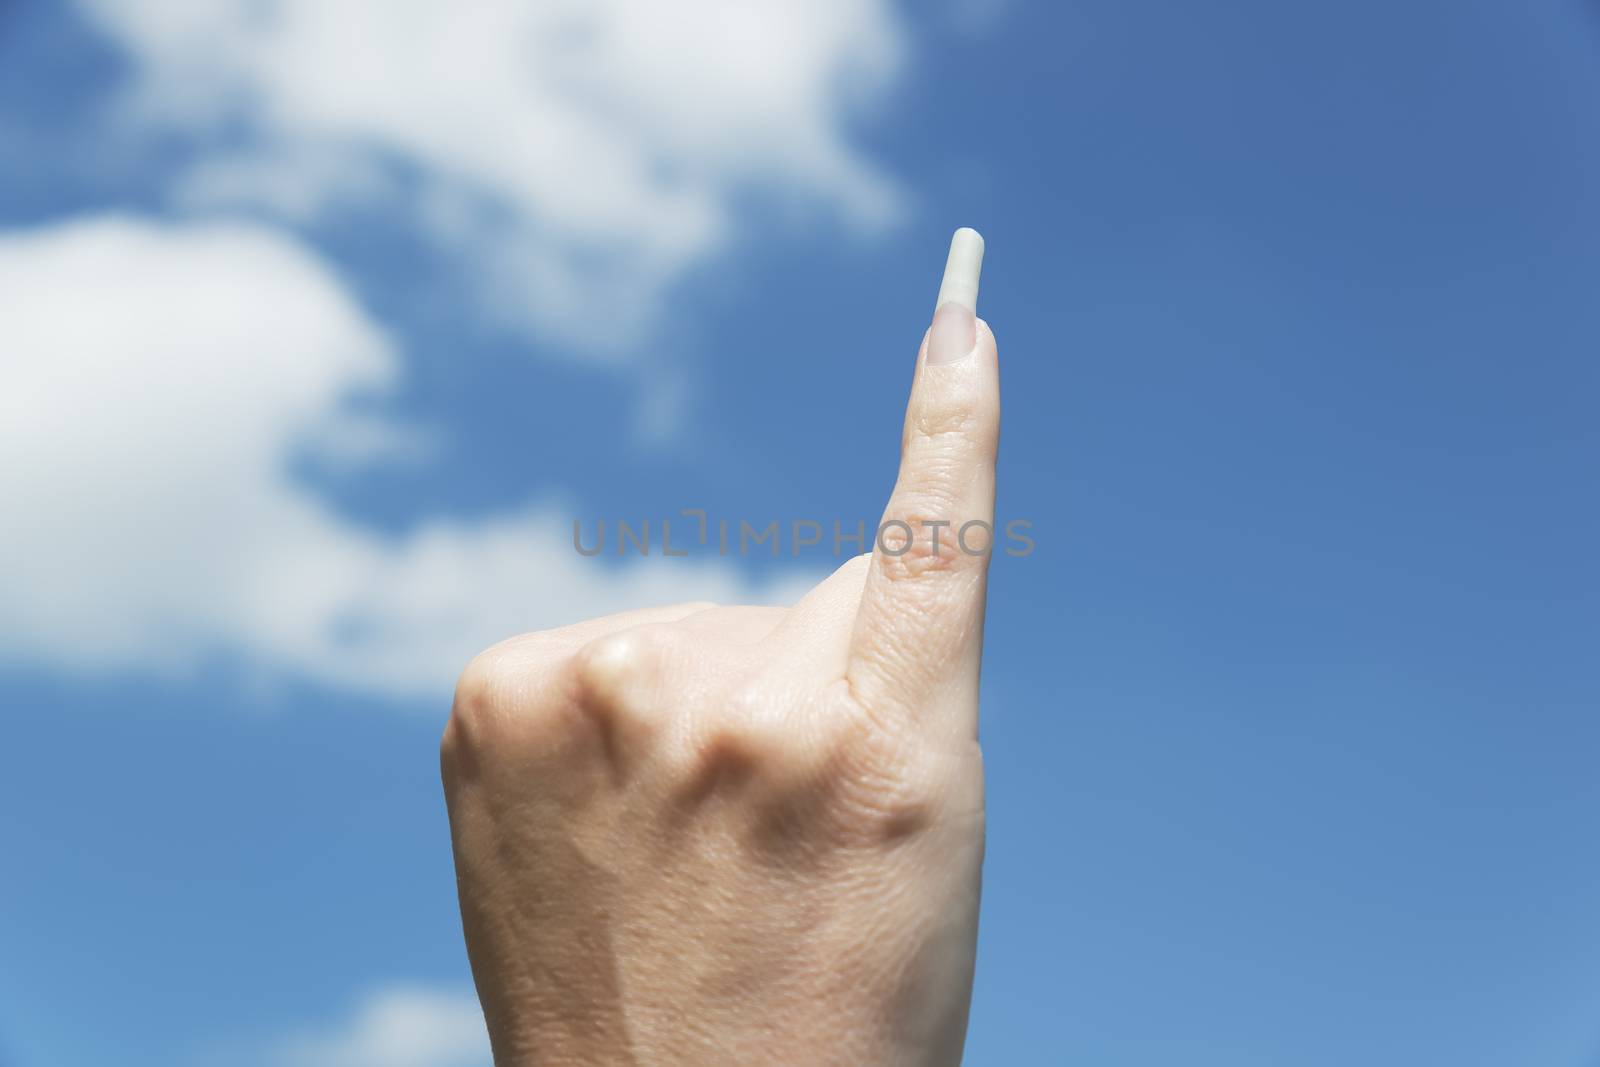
441,230,998,1066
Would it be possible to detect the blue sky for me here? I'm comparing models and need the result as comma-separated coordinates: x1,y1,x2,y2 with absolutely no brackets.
1,1,1598,1064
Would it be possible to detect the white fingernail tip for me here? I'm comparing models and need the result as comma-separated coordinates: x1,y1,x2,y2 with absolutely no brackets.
934,227,985,314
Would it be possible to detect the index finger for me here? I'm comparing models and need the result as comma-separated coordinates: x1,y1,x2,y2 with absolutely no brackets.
848,228,999,733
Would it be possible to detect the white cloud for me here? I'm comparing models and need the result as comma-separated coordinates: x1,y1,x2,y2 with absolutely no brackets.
75,0,907,352
0,216,813,699
272,985,488,1067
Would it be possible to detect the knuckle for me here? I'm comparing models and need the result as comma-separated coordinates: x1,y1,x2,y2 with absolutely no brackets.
450,645,510,725
713,684,792,764
571,625,677,730
438,714,463,778
683,683,802,793
904,382,999,453
444,633,580,766
839,744,945,841
873,520,988,587
910,404,977,445
827,694,968,844
453,646,504,708
443,646,515,772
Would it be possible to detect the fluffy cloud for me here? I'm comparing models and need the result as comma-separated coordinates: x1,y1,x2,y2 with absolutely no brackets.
75,0,906,351
272,985,488,1067
0,216,812,699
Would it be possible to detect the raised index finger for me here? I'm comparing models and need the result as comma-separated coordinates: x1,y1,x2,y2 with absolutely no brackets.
848,228,999,733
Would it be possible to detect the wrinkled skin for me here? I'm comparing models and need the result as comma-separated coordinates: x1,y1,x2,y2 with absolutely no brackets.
442,314,999,1066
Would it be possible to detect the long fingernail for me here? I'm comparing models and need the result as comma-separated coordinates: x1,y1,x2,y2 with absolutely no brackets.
927,227,984,365
928,301,976,364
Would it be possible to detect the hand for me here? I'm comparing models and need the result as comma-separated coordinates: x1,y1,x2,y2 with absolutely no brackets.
441,229,998,1066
